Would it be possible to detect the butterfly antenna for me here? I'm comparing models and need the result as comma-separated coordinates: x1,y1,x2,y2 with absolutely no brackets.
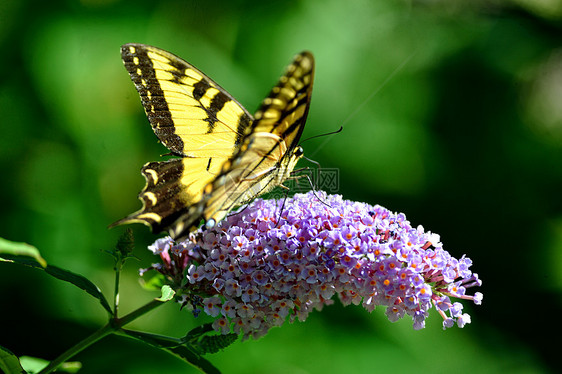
308,50,417,159
298,126,343,147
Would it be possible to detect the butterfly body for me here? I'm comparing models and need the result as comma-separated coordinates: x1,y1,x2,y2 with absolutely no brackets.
112,44,314,240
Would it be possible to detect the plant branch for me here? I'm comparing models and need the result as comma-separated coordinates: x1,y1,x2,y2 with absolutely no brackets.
37,299,165,374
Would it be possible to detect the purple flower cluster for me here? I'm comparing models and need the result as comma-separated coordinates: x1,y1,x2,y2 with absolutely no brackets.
145,191,482,338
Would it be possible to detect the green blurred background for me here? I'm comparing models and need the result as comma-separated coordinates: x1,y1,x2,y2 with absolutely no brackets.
1,0,561,373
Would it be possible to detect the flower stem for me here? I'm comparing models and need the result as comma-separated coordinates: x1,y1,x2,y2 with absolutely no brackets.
37,299,165,374
114,263,121,316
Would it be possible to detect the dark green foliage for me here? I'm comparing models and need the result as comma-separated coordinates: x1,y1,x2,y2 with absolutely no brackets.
196,334,239,355
183,324,239,355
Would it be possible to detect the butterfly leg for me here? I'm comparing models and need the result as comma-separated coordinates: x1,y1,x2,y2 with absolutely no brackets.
287,170,331,207
274,190,290,228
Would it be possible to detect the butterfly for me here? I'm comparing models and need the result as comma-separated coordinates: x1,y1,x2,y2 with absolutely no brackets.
110,44,315,240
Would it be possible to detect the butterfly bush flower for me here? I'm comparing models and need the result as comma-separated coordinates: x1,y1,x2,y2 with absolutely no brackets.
144,191,482,338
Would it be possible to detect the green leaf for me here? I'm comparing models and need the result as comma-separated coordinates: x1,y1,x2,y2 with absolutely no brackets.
183,325,238,355
184,324,214,341
0,254,112,314
162,346,220,374
19,356,82,374
156,285,175,302
197,334,238,355
0,345,26,374
18,356,47,373
120,330,221,374
0,237,46,267
45,265,113,314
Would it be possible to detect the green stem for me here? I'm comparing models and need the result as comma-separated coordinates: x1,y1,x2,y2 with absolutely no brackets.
37,299,164,374
37,323,113,374
114,261,121,317
116,299,164,327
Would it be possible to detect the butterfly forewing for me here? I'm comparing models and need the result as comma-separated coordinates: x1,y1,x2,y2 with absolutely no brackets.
120,44,253,157
252,51,314,147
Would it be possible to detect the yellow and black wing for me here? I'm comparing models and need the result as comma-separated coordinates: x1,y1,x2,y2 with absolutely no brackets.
182,52,315,238
111,44,253,234
111,44,314,240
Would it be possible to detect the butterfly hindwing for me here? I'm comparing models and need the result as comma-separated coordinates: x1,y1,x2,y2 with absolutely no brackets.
119,155,227,234
113,45,315,240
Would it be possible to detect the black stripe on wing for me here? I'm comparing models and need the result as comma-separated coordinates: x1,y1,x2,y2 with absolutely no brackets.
121,44,185,154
